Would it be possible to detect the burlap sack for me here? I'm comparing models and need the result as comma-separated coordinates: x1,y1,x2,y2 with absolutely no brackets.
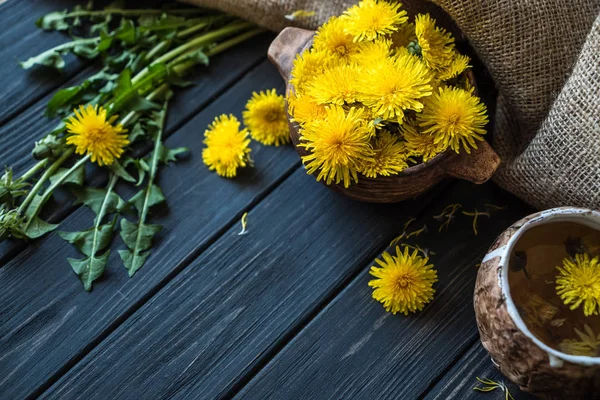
182,0,600,210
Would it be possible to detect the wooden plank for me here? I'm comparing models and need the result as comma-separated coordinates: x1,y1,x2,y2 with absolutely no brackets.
0,34,274,265
235,182,534,400
38,176,449,399
423,342,537,400
0,60,296,399
0,0,91,124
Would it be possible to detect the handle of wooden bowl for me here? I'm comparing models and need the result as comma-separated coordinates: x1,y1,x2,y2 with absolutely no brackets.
267,27,314,83
445,140,501,184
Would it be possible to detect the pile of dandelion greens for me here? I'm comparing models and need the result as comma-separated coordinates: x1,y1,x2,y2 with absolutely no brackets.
0,1,264,291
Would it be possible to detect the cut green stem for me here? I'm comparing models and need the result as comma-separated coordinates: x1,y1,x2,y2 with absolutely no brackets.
65,8,204,19
22,153,90,231
17,149,74,216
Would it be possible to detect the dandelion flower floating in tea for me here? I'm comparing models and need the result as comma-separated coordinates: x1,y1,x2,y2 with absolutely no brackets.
65,105,129,166
559,324,600,356
243,89,290,146
555,253,600,317
341,0,408,42
202,114,252,178
368,246,438,315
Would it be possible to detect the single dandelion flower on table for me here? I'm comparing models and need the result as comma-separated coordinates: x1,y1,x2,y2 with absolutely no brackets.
243,89,290,146
287,92,327,125
360,130,409,178
299,106,373,188
414,13,455,71
438,53,471,81
556,253,600,316
289,50,332,93
368,246,438,315
357,53,432,122
418,86,488,154
401,122,447,162
65,105,129,166
202,114,251,178
342,0,408,42
312,16,359,62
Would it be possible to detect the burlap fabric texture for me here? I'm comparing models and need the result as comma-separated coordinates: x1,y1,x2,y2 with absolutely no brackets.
182,0,600,210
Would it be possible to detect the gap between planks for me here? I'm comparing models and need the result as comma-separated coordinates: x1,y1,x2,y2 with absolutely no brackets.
220,181,454,399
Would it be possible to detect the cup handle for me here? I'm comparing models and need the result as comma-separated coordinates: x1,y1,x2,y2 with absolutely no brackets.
268,27,314,83
445,140,501,184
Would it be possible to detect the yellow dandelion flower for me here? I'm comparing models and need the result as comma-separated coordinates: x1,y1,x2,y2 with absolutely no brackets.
299,106,373,188
243,89,290,146
415,14,455,71
65,105,129,166
556,253,600,317
287,92,327,125
357,53,432,122
313,16,359,62
360,130,409,178
559,325,600,356
438,53,471,81
369,246,438,315
342,0,408,42
307,63,360,105
202,114,251,178
390,22,416,49
289,50,331,93
350,38,392,66
418,86,487,154
402,122,447,162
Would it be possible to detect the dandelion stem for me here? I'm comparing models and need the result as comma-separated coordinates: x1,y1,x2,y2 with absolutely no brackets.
19,159,50,182
64,9,205,19
22,153,90,231
17,149,74,216
131,21,254,86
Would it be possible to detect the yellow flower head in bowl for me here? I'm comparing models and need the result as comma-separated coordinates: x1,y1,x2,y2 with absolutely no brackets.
66,105,129,166
556,253,600,317
342,0,408,42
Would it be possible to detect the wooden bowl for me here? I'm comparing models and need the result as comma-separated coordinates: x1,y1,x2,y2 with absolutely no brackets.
268,27,501,203
475,208,600,400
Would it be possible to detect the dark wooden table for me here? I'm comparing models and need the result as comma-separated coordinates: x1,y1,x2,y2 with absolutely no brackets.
0,1,539,399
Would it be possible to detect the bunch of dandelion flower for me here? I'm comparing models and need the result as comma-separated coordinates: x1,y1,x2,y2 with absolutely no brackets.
243,89,290,146
357,53,432,122
342,0,408,42
360,131,409,178
414,13,455,71
369,246,438,315
418,86,488,154
202,114,251,178
299,106,373,188
401,120,446,162
312,16,359,62
65,104,129,166
556,253,600,317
